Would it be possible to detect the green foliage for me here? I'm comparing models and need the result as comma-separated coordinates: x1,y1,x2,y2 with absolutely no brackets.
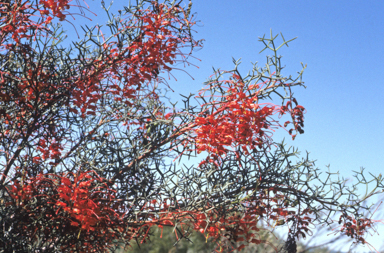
123,226,336,253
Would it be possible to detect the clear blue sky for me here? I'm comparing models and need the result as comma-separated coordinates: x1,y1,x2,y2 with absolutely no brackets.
63,1,384,251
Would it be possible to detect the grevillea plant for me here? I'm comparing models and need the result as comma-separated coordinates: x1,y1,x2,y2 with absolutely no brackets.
0,0,383,253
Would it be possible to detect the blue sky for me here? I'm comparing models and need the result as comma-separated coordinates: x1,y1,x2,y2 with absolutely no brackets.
62,0,384,251
179,0,384,186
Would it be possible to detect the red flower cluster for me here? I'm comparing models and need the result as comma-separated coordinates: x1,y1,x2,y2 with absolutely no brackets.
193,73,306,161
0,0,72,45
40,0,70,21
54,171,121,232
36,138,64,161
279,98,306,140
194,74,277,156
67,2,197,119
338,213,375,244
6,171,127,251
